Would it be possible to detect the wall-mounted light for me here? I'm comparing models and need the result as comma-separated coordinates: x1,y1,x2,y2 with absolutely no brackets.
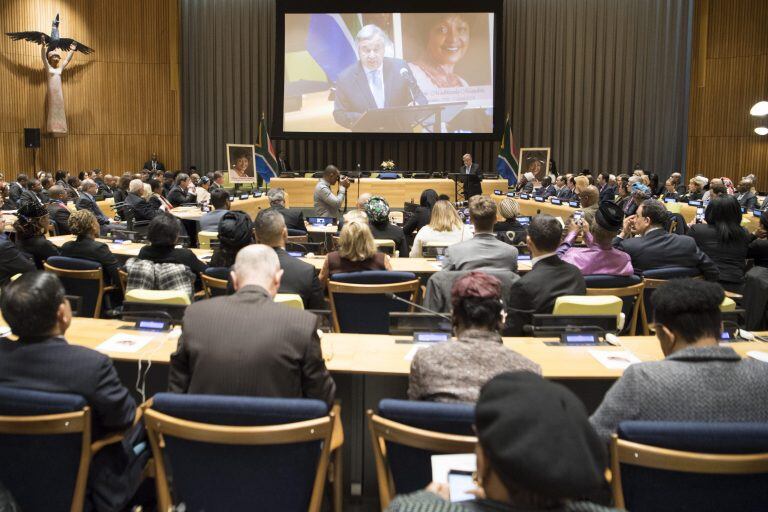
752,101,768,117
755,127,768,136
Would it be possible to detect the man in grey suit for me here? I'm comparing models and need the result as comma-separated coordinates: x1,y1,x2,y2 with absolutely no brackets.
442,195,518,272
168,245,335,406
313,165,350,219
590,279,768,443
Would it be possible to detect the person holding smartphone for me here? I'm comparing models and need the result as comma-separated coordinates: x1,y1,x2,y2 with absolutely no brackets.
387,372,616,511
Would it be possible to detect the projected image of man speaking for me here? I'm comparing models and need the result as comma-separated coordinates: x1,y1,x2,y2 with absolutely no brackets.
333,24,427,130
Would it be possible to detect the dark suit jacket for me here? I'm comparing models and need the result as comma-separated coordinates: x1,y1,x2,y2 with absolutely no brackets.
457,163,483,198
168,286,335,405
556,187,574,200
0,236,35,285
16,236,59,269
599,184,617,203
17,189,42,209
8,182,24,205
737,191,757,211
95,178,114,199
333,58,427,129
0,336,136,438
166,185,196,207
506,255,587,335
686,224,748,287
47,201,71,235
124,192,160,222
402,206,431,240
143,160,165,172
56,180,79,201
536,185,557,199
60,237,121,286
77,194,109,225
275,248,326,310
613,228,720,280
266,205,306,233
370,221,409,257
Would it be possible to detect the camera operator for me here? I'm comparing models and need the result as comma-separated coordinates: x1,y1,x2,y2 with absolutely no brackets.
313,165,351,219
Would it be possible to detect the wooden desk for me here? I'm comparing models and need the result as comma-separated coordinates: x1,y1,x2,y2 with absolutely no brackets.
300,255,532,275
270,178,508,208
48,235,213,260
96,195,274,222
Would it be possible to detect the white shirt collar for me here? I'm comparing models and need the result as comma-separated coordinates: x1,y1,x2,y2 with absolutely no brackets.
531,252,557,266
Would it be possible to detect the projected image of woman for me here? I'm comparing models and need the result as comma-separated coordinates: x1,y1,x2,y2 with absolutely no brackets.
408,14,470,91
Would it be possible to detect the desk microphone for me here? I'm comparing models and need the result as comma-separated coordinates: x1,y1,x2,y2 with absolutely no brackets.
400,67,419,104
385,293,452,321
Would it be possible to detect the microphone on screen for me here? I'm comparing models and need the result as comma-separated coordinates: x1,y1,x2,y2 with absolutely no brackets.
385,293,452,321
400,67,425,106
399,67,417,85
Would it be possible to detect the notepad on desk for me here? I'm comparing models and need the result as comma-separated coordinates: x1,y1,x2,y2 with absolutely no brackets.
589,349,641,370
97,334,154,353
747,351,768,363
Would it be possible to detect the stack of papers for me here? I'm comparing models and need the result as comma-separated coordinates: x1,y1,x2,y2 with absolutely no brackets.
97,334,154,353
589,350,641,370
747,351,768,363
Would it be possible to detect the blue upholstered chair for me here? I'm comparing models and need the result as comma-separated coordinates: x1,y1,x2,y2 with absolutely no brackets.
612,421,768,512
367,399,476,509
327,271,420,333
0,386,108,512
44,256,117,318
144,393,343,512
640,267,702,333
584,274,645,335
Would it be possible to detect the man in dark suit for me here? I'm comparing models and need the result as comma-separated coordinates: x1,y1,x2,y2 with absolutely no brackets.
458,153,483,199
0,218,34,284
0,272,139,506
17,179,44,208
264,187,306,233
166,173,197,207
614,199,719,280
77,179,111,226
254,210,326,310
597,171,616,203
506,215,587,335
8,174,27,206
168,245,335,405
92,169,114,199
46,186,71,235
124,179,160,222
142,152,165,172
333,24,427,130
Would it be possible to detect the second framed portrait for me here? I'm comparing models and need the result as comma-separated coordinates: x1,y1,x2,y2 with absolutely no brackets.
226,144,257,183
518,147,551,182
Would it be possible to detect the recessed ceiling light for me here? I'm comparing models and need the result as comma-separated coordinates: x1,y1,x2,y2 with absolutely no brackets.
755,126,768,136
751,101,768,117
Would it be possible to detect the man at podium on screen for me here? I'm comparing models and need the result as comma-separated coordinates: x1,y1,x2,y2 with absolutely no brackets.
333,24,427,130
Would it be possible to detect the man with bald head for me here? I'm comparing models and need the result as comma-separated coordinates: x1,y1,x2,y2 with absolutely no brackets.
168,244,335,405
577,185,600,227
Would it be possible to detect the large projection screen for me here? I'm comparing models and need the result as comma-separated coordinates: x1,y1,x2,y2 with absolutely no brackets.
275,0,503,139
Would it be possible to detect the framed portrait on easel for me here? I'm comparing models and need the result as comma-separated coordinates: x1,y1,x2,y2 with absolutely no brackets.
226,144,257,183
518,147,551,182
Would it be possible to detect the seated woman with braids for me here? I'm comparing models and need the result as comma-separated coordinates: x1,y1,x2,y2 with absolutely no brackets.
14,202,59,269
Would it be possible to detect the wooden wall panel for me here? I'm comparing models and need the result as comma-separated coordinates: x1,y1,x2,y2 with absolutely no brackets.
687,0,768,187
0,0,181,179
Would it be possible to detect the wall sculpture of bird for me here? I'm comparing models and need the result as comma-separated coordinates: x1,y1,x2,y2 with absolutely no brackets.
6,14,94,54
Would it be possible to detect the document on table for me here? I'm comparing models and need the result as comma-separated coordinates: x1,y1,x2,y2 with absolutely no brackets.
747,351,768,363
589,349,641,370
431,454,477,484
97,334,154,353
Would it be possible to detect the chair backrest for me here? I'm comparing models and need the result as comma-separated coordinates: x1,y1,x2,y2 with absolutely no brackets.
374,239,397,256
275,293,304,310
641,268,702,331
612,421,768,512
286,234,309,244
368,399,476,509
201,272,229,298
44,256,104,318
421,242,450,258
125,258,195,298
553,295,624,331
124,289,192,305
0,387,90,512
327,272,420,333
197,230,219,249
145,393,333,512
585,275,645,335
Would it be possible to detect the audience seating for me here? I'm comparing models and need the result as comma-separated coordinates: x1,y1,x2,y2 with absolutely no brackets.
553,295,625,331
44,256,117,318
585,275,645,335
124,289,191,306
611,421,768,512
367,399,476,510
327,271,420,333
0,386,127,512
275,293,304,309
197,230,219,249
144,393,343,512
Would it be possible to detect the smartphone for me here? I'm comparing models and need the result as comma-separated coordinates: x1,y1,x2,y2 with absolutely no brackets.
695,207,704,223
573,210,584,222
448,470,475,502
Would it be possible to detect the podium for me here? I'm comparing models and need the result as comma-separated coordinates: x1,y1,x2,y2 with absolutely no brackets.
447,173,484,202
352,102,467,133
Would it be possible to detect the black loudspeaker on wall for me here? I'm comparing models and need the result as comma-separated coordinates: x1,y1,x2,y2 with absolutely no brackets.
24,128,40,149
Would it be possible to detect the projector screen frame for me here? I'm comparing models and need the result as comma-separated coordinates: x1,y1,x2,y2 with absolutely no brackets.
274,0,504,141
